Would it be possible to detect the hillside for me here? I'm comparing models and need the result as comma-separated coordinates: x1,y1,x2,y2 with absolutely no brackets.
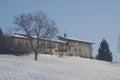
0,54,120,80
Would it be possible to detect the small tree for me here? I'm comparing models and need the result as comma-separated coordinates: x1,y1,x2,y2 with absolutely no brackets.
96,39,112,62
14,11,58,60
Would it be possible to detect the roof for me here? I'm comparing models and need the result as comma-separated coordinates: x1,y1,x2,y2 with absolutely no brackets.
12,33,28,38
12,33,66,43
42,38,66,43
57,36,94,44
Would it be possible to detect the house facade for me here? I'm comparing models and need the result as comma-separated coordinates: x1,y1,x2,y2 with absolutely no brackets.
12,34,66,56
12,33,94,58
58,34,94,58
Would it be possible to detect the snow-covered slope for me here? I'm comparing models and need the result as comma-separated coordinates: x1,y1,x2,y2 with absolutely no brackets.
0,54,120,80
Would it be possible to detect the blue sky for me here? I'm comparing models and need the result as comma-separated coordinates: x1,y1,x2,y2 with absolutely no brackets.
0,0,120,61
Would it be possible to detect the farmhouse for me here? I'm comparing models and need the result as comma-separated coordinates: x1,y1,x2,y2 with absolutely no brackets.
58,34,94,58
12,33,66,56
12,33,94,58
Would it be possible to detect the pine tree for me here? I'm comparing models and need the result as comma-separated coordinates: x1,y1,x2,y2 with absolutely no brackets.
0,28,3,52
0,28,3,37
96,39,113,62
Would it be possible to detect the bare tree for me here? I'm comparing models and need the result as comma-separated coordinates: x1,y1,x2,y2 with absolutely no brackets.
14,11,58,60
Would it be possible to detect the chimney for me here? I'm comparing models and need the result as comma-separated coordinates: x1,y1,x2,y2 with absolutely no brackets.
64,33,67,37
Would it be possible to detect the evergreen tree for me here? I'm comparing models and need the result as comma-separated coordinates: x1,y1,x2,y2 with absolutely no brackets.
0,28,3,37
0,28,3,51
96,39,113,62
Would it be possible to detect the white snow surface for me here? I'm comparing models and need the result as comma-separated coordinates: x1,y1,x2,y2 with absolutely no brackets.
0,54,120,80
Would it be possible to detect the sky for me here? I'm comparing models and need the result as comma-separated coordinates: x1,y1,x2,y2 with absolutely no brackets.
0,0,120,61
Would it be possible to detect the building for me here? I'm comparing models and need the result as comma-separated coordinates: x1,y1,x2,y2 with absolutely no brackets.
12,33,66,56
58,34,94,58
12,33,94,58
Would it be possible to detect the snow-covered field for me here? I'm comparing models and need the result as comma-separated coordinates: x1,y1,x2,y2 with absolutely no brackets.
0,54,120,80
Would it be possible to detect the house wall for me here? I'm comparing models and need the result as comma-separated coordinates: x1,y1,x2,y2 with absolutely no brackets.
12,36,93,58
66,41,93,58
66,41,80,56
12,37,32,52
12,37,66,55
51,42,67,56
79,43,93,58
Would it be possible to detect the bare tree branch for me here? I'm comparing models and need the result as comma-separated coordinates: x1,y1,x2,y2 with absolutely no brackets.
14,11,58,60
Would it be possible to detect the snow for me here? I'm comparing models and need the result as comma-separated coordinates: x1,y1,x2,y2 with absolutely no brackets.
43,38,66,43
0,54,120,80
12,34,28,38
12,34,66,43
58,36,94,44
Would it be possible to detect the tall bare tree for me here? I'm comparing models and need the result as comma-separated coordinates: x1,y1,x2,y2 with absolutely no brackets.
14,11,58,60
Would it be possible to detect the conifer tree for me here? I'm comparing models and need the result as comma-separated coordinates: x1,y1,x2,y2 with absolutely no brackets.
0,28,3,37
0,28,3,51
96,39,112,62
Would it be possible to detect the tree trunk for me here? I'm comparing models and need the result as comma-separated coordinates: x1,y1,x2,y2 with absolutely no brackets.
35,52,38,60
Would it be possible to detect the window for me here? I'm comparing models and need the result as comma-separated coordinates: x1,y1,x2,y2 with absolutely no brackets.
79,48,81,52
75,48,77,52
69,46,71,50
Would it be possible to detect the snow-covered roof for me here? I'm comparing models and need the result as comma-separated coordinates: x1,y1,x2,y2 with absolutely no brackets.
43,38,66,43
12,33,66,43
58,36,94,44
12,34,93,44
12,34,28,38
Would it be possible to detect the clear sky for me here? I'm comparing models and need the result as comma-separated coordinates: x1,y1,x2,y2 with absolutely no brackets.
0,0,120,61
